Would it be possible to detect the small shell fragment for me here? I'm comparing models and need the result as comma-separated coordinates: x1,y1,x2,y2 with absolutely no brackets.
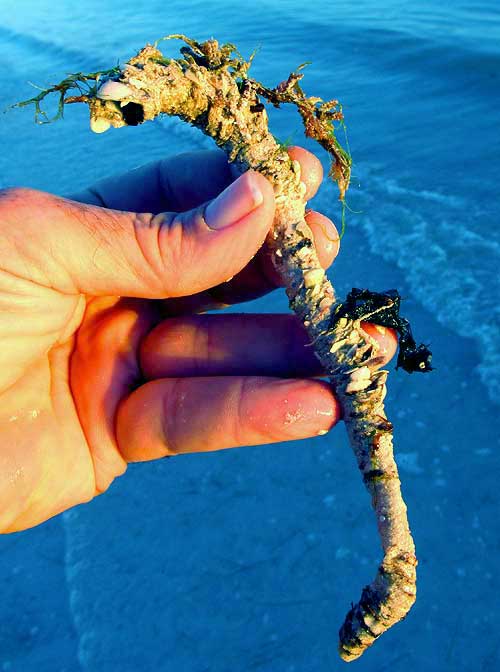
329,338,347,353
90,117,111,134
345,378,371,394
350,366,371,382
346,329,360,344
303,268,325,288
296,245,310,260
96,80,133,101
345,366,372,393
291,159,301,175
128,77,147,89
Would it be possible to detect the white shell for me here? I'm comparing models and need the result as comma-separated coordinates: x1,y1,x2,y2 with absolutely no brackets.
345,366,372,393
96,80,133,101
347,328,361,344
345,378,371,393
90,117,111,134
329,338,347,353
350,366,371,382
303,268,325,288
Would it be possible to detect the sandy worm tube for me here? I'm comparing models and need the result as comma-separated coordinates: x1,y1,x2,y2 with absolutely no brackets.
20,36,417,661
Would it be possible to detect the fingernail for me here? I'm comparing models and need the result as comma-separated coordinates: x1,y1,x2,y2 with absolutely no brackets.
273,379,338,439
205,172,264,230
305,211,340,255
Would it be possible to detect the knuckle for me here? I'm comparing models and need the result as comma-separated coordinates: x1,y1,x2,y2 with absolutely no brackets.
157,209,203,296
0,187,40,216
0,185,35,202
132,210,181,295
160,378,184,455
192,317,211,375
233,377,251,446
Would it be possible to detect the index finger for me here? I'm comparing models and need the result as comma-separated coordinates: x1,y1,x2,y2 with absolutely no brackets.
70,147,324,213
70,150,232,211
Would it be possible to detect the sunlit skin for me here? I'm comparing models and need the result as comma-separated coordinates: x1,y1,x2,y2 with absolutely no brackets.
0,146,396,533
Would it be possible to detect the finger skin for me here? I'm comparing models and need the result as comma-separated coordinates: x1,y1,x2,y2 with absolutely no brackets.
71,297,159,493
116,376,341,462
360,322,398,366
0,175,274,299
140,314,398,379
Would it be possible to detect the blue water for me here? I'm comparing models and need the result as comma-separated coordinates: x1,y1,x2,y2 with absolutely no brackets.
0,1,499,671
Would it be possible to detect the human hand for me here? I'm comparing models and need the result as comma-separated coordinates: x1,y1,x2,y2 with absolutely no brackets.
0,147,396,532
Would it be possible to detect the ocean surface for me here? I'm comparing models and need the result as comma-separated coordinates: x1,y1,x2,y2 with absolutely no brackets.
0,1,499,671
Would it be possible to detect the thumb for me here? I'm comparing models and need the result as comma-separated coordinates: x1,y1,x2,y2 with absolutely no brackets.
3,171,275,298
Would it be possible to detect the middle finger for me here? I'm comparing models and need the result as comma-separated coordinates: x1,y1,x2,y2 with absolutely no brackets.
140,313,398,379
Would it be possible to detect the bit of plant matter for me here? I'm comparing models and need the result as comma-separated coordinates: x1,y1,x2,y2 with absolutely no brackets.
16,35,432,662
13,66,121,123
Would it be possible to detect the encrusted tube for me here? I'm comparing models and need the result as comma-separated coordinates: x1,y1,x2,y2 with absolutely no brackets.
18,35,418,660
